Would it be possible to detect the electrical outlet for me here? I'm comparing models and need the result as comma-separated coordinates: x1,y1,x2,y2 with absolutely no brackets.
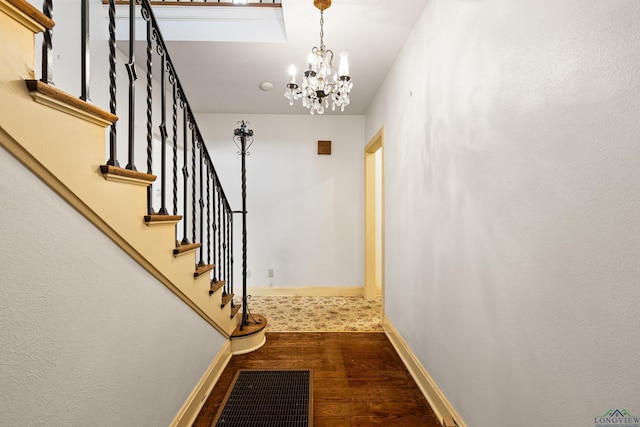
268,269,274,277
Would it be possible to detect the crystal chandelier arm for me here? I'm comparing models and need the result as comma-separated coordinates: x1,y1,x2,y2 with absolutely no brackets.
326,49,334,67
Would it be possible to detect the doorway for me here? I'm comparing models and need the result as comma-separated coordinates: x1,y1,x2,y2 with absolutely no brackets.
364,127,384,301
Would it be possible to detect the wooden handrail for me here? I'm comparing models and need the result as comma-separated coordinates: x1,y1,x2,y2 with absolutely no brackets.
2,0,55,29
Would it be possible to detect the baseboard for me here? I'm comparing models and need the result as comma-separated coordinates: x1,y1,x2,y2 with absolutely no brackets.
171,340,232,427
383,316,466,427
249,286,364,297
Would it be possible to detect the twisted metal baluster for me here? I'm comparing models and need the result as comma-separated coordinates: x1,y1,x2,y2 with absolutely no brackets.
172,84,178,217
227,209,233,293
158,45,169,215
222,205,228,287
106,0,118,166
206,160,211,266
227,208,232,293
211,174,217,282
41,0,53,85
197,141,205,266
181,110,190,245
216,176,222,287
144,7,154,214
125,0,137,171
191,127,197,247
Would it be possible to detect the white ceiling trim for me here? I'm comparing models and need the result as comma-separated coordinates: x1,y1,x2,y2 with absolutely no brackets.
111,4,286,43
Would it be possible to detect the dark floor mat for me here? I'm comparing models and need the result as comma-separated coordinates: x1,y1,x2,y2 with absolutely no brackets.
212,369,313,427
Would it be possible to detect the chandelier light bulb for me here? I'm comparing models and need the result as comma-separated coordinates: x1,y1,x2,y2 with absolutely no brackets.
338,51,349,77
288,64,297,83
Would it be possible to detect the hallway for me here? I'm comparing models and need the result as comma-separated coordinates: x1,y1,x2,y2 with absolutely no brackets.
194,333,440,427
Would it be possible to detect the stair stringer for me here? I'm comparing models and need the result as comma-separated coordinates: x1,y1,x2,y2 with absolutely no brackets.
0,2,239,338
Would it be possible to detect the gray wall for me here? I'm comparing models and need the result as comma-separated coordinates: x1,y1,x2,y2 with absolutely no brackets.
366,1,640,425
0,146,227,426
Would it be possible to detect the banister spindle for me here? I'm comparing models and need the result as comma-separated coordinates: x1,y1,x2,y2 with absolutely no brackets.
158,53,169,215
181,110,190,245
228,207,232,292
106,0,118,166
223,205,228,286
80,0,90,101
216,177,222,285
144,8,153,214
221,184,226,286
197,141,205,266
41,0,53,85
125,0,137,171
206,160,212,266
191,127,197,246
172,85,178,217
211,171,217,280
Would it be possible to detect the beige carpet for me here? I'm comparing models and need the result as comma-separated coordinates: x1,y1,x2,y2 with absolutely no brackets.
243,295,383,332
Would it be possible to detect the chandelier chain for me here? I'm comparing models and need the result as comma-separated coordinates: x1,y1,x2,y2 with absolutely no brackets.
319,11,325,49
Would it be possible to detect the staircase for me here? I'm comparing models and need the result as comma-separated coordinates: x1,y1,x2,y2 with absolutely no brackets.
0,0,266,354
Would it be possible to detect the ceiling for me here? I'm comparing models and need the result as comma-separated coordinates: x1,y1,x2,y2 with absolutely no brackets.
144,0,428,115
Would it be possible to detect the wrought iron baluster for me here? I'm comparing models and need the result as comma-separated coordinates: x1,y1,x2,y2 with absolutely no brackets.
227,209,233,293
181,110,190,245
144,7,153,214
158,47,169,215
218,204,227,288
125,0,137,171
223,205,228,288
191,128,197,247
211,172,218,281
172,83,178,217
228,207,232,291
197,141,205,266
41,0,53,85
107,0,118,166
206,160,211,266
216,175,222,287
80,0,90,101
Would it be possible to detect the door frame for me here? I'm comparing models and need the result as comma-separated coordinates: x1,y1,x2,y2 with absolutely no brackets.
364,126,384,301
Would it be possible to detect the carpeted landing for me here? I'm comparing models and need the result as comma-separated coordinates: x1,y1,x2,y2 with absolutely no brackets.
243,295,383,332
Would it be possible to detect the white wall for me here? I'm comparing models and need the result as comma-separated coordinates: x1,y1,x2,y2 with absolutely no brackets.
196,114,365,290
366,1,640,426
0,146,227,426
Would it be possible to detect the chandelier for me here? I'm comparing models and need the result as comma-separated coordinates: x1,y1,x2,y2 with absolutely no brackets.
285,0,353,115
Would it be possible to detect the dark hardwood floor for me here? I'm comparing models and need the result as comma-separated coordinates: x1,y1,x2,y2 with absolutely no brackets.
194,332,441,427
